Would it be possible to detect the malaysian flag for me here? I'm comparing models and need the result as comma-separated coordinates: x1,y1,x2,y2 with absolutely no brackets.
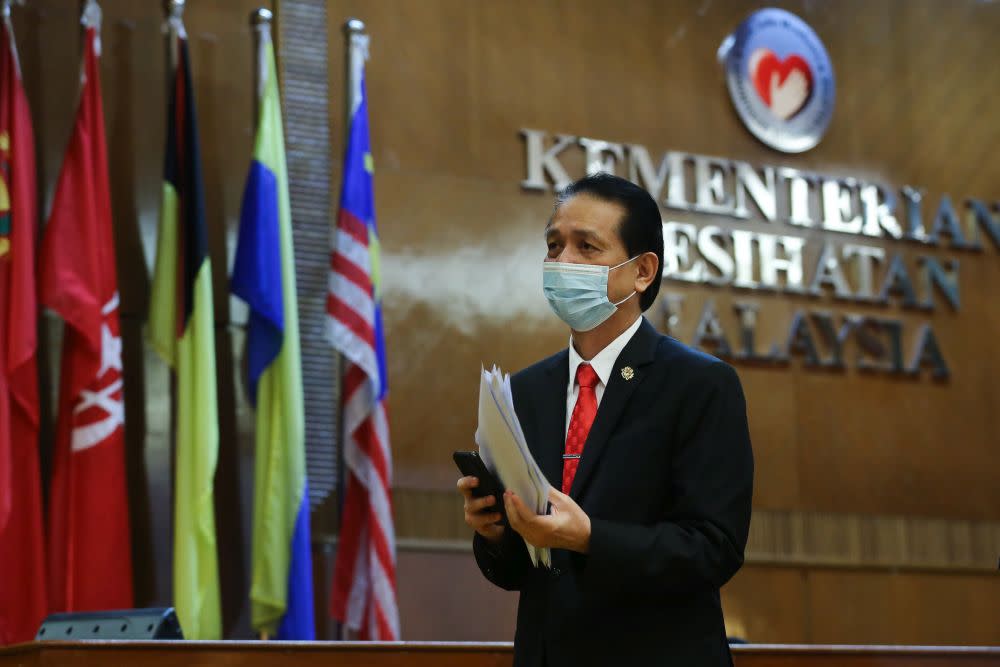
327,27,399,641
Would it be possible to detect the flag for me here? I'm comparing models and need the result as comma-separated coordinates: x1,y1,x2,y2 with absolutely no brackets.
0,12,46,645
232,22,314,640
148,21,221,640
327,32,399,640
38,2,132,614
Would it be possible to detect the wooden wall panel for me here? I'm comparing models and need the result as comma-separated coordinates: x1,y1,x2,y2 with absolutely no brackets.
723,565,1000,646
387,551,1000,645
395,550,518,642
806,570,1000,646
720,566,809,643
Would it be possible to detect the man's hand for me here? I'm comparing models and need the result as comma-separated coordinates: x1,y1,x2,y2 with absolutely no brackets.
504,487,591,553
457,476,505,543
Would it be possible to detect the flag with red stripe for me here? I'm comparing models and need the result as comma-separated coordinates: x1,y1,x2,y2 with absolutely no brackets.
327,31,399,640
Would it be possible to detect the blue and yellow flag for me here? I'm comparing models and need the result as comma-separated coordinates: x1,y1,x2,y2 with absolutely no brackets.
231,23,314,639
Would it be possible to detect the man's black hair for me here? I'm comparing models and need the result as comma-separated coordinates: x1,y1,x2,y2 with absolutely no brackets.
556,172,664,311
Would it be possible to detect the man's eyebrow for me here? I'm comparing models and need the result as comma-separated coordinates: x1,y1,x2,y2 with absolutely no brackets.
574,228,602,241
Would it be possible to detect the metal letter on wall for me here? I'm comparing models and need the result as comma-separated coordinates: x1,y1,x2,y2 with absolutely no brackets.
521,129,574,192
579,137,624,176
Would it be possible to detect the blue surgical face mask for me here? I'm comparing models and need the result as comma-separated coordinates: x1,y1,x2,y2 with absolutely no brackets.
542,256,639,332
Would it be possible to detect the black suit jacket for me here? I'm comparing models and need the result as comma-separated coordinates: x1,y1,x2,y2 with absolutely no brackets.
473,317,754,667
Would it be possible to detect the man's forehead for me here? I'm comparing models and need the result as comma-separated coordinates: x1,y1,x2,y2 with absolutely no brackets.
546,195,625,236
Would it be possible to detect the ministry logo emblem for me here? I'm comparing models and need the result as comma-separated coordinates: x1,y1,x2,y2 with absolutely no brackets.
718,7,835,153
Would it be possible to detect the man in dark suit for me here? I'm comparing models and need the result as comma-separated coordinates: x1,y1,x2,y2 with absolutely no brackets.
457,173,754,666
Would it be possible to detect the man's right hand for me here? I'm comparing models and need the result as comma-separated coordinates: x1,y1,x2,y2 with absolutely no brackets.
457,476,505,543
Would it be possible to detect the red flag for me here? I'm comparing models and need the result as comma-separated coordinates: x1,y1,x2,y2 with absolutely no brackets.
39,15,132,612
0,15,46,645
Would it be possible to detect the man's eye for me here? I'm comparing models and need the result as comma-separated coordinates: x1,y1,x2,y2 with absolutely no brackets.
581,242,595,251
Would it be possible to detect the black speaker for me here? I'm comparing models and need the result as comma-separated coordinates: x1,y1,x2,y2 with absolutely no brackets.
35,607,184,640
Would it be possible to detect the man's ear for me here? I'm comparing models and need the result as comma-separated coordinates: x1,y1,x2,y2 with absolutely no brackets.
634,252,659,294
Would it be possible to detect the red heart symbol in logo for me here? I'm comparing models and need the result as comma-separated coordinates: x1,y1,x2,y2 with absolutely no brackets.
749,48,813,120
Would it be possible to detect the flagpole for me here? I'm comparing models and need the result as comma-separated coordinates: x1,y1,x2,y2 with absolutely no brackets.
164,0,184,70
342,19,365,140
332,16,367,642
251,8,272,110
337,19,366,517
1,1,24,23
1,2,25,72
81,0,101,44
160,0,182,610
249,10,273,644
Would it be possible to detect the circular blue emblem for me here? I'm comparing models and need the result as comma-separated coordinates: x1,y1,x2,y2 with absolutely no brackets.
718,8,835,153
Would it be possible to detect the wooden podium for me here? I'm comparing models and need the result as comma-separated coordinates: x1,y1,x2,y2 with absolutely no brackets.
1,642,999,666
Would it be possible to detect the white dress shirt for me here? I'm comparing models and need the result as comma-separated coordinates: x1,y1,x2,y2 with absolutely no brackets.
565,315,644,437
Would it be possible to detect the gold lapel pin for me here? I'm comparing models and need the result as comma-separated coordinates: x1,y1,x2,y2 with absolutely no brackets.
621,366,634,381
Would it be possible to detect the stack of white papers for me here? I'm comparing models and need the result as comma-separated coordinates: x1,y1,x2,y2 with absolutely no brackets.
475,366,552,568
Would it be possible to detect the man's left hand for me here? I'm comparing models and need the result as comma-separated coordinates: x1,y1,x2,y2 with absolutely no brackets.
504,487,591,553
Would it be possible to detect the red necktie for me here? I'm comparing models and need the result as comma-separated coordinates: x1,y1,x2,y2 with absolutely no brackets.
563,364,599,494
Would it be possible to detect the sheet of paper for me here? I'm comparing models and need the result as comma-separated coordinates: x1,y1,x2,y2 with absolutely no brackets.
475,365,552,568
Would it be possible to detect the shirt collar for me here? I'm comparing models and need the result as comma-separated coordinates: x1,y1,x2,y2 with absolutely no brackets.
567,315,644,389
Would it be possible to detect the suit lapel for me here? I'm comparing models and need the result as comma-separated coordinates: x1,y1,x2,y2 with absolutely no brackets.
535,351,568,490
568,318,661,501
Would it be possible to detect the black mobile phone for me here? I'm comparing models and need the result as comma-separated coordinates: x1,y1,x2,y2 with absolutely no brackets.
453,450,507,525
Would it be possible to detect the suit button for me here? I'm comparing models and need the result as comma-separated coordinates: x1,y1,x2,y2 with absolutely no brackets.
485,568,494,577
552,568,562,577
